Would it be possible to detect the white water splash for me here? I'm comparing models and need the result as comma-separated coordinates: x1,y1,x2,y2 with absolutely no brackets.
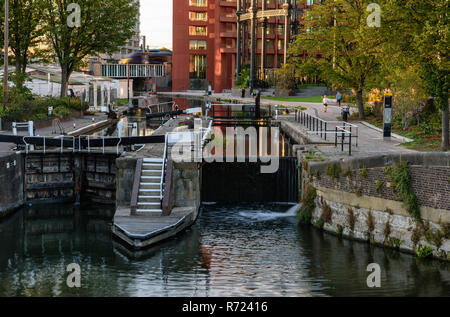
238,204,301,222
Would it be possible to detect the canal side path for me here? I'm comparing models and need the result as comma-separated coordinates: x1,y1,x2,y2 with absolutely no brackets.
158,91,415,161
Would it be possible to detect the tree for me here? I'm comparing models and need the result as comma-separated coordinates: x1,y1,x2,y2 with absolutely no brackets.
381,0,449,150
9,0,47,77
41,0,139,97
289,0,384,119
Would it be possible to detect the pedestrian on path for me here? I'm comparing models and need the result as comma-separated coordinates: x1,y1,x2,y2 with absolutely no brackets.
323,95,329,112
336,91,342,107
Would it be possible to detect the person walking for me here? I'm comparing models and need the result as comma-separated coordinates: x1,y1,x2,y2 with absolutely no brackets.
336,91,342,107
323,95,329,112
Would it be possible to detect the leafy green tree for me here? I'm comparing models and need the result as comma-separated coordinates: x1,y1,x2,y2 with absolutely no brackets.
289,0,384,119
41,0,139,97
381,0,449,150
9,0,47,75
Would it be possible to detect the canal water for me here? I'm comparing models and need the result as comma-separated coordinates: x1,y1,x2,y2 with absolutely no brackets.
0,203,449,297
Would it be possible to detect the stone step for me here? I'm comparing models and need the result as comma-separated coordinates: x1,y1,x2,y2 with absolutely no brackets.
139,188,160,192
138,196,161,203
143,158,164,163
136,209,163,214
143,163,163,170
142,170,163,177
138,202,161,206
141,176,162,180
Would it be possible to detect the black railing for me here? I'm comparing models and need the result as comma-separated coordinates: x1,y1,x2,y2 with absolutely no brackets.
294,110,359,156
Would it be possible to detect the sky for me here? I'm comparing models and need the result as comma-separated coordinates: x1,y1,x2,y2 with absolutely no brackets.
140,1,173,50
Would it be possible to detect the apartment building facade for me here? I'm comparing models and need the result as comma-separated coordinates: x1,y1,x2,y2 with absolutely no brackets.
173,0,311,93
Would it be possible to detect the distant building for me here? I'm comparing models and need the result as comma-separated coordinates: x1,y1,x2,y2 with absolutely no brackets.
172,0,309,93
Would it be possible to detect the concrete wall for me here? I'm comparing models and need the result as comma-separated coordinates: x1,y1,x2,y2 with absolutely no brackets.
300,153,450,261
174,162,201,211
115,154,138,208
0,154,24,218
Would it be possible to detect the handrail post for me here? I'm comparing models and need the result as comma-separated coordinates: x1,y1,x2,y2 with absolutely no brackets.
335,127,338,147
325,122,327,140
349,132,352,156
341,129,344,152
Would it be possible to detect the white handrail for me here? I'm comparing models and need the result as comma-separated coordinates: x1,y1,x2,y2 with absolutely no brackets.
160,134,169,200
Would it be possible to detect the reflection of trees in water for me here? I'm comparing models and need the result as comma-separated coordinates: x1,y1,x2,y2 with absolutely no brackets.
298,226,450,296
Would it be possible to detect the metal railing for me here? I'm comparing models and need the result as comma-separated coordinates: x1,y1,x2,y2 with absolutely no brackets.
51,118,65,135
160,134,169,200
294,110,359,156
101,64,166,78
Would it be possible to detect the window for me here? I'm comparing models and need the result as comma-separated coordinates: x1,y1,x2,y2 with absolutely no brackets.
189,11,207,21
189,40,207,50
189,26,207,36
189,55,207,90
189,0,207,7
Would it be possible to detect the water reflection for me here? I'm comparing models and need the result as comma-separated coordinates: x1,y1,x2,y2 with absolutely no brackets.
0,203,448,297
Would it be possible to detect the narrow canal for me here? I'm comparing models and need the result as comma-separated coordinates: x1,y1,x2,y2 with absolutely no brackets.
0,203,448,297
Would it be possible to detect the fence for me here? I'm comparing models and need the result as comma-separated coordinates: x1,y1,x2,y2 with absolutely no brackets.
294,110,359,156
101,64,166,78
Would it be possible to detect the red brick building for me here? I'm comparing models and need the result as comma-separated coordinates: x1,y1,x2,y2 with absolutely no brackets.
173,1,310,93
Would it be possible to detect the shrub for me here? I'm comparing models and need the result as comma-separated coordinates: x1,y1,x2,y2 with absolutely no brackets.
384,219,391,241
325,163,341,179
321,201,332,224
348,209,356,231
389,237,402,249
366,211,375,233
425,228,443,248
342,167,352,177
441,222,450,239
389,161,421,220
376,180,384,193
298,184,317,225
360,168,369,179
416,245,433,259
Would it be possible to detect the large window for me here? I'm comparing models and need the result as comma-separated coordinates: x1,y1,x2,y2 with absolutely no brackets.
189,55,207,90
189,11,207,21
189,0,207,7
189,40,207,50
189,26,207,36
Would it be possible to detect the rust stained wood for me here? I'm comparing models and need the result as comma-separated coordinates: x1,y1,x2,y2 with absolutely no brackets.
130,158,143,215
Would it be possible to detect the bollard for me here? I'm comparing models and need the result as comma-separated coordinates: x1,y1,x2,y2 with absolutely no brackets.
12,122,17,136
275,105,278,120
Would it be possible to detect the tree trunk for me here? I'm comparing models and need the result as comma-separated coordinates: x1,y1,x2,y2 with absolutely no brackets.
442,103,449,151
60,65,70,98
357,89,365,120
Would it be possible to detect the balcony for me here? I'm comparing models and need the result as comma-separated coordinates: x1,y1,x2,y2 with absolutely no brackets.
220,47,236,54
219,1,236,7
220,16,236,23
219,32,236,38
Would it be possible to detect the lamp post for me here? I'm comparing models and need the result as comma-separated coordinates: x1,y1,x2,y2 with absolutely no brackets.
1,0,9,131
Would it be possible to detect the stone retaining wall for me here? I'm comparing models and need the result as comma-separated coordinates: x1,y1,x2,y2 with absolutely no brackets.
301,153,450,261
